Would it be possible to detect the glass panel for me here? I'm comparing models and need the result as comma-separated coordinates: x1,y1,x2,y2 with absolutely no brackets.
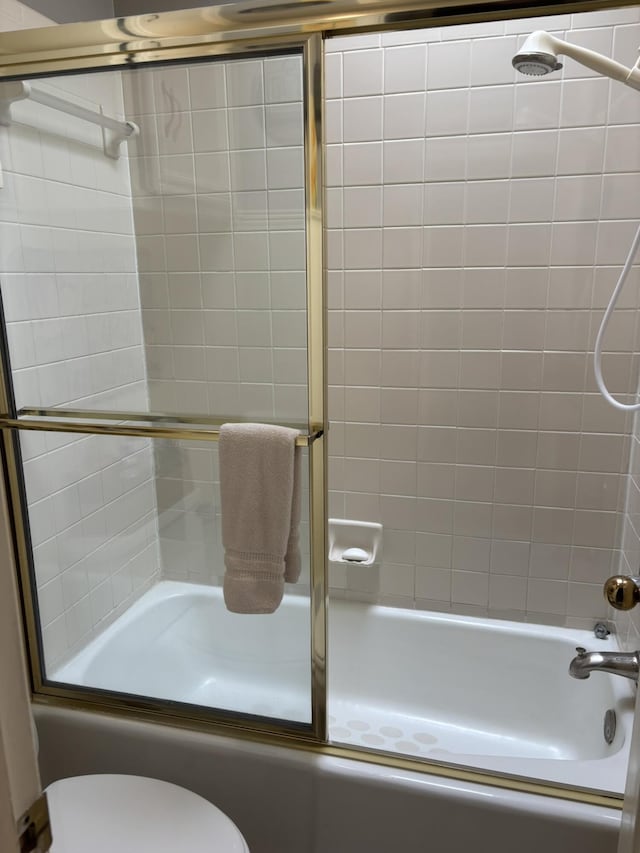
0,52,307,425
23,430,312,723
0,48,313,729
325,9,640,797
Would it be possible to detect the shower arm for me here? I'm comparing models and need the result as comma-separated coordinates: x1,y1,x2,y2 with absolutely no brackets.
524,30,640,91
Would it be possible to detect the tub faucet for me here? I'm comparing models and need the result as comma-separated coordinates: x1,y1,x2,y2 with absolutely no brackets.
569,647,640,683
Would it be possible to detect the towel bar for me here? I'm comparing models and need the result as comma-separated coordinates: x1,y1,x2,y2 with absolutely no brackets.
0,407,323,446
0,80,139,158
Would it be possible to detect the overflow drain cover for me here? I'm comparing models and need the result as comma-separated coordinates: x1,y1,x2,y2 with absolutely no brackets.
604,709,616,745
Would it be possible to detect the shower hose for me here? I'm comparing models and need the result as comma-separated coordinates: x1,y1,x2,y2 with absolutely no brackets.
594,220,640,411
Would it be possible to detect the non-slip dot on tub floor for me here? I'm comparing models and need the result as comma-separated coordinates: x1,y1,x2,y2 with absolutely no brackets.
414,732,438,744
395,741,420,754
347,719,370,731
361,734,386,745
379,726,403,738
328,709,443,759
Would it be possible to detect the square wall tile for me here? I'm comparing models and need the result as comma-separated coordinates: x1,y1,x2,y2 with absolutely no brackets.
383,93,426,140
385,45,426,93
343,97,383,143
343,50,384,97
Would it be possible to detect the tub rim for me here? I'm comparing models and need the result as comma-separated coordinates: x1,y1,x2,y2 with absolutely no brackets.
37,580,627,810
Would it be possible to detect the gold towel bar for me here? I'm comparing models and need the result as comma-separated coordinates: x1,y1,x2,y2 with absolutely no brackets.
0,407,323,446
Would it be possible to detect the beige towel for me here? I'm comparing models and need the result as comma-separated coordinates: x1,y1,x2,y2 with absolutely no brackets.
219,423,301,614
284,442,302,583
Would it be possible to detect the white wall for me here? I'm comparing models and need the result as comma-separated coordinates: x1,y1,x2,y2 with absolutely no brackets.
0,0,161,672
326,7,640,627
123,57,311,590
0,13,313,681
19,0,113,22
0,0,47,28
4,0,640,658
617,385,640,648
0,473,41,833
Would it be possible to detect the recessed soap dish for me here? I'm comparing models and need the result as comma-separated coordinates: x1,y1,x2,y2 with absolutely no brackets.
329,519,382,566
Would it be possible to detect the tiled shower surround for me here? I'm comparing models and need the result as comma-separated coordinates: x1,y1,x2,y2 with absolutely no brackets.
122,56,310,588
325,9,640,626
0,0,160,671
617,373,640,649
2,0,640,671
0,11,312,671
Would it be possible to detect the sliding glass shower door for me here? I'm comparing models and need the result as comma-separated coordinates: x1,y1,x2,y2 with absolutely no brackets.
0,38,324,734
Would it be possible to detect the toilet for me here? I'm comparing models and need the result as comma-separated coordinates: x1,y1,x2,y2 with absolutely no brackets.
46,774,250,852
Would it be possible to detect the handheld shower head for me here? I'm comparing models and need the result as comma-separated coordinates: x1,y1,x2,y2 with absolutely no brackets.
512,31,562,76
512,53,562,76
512,30,640,90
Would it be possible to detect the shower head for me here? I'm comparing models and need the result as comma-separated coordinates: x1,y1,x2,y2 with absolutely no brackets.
512,52,562,76
512,30,640,91
512,31,562,76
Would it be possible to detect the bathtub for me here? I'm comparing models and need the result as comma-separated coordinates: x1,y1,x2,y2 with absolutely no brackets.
35,704,622,853
49,580,633,796
329,598,634,794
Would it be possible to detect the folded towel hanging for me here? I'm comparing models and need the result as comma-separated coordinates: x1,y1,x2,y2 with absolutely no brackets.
219,422,301,614
284,439,302,584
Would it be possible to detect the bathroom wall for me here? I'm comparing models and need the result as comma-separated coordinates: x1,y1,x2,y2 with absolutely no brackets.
617,393,640,648
326,7,640,627
4,0,640,659
122,58,311,589
19,0,113,23
0,0,46,28
0,4,312,681
0,0,161,671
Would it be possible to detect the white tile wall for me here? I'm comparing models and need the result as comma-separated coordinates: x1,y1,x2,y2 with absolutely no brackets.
0,13,311,672
326,10,640,627
124,57,308,422
617,393,640,649
3,0,640,655
0,0,49,29
0,0,160,671
123,57,310,589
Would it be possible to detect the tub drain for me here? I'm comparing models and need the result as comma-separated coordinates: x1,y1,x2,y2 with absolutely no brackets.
604,709,616,745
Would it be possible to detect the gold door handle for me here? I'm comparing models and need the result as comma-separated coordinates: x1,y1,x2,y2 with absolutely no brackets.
604,575,640,610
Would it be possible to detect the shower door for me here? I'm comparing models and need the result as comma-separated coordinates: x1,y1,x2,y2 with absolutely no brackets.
0,35,325,738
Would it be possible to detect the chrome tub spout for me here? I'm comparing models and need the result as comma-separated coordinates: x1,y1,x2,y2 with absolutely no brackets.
569,647,640,683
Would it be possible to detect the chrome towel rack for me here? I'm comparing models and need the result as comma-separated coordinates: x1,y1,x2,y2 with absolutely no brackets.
0,80,139,159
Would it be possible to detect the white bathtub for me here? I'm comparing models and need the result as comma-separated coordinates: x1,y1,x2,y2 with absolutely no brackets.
52,581,313,723
35,704,622,853
329,598,634,794
50,580,633,795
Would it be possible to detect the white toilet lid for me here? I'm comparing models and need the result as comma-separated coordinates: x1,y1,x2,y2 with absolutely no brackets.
46,774,249,853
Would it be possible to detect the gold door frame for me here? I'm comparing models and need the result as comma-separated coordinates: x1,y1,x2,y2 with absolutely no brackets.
0,32,327,744
0,0,638,77
0,0,635,810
